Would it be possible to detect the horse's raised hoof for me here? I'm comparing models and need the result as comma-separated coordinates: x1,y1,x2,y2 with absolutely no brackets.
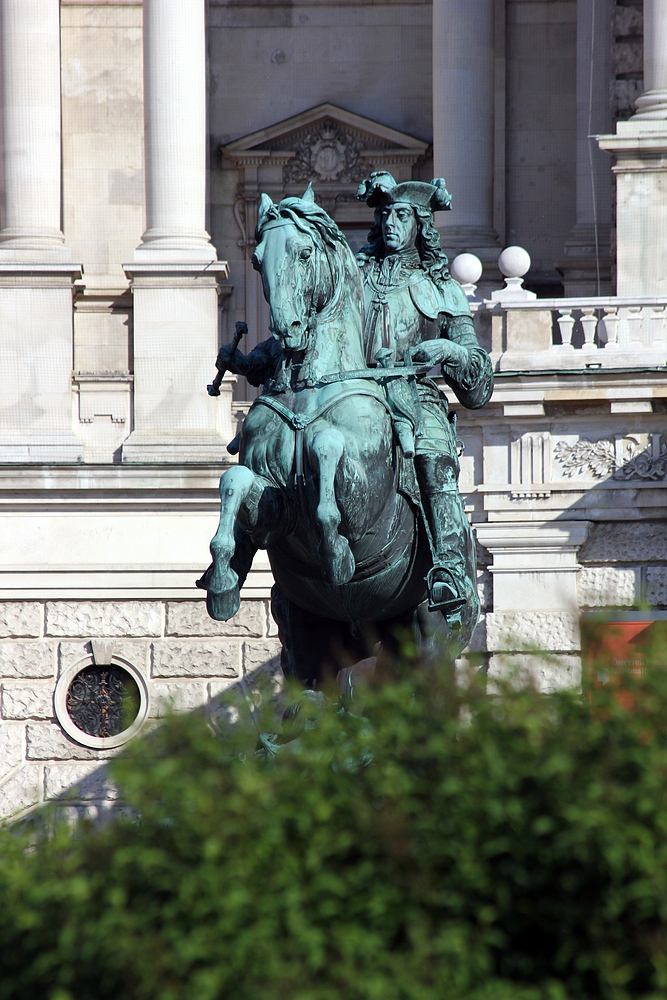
206,587,240,622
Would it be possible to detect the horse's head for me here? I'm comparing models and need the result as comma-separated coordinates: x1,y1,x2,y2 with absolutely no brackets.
252,185,344,352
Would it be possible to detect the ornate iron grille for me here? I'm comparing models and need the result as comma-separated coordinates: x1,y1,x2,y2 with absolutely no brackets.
66,666,140,738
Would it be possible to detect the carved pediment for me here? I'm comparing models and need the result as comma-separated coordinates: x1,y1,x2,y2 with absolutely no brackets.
222,103,428,204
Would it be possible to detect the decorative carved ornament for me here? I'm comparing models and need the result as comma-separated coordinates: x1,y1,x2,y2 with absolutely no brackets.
554,435,667,480
276,121,368,185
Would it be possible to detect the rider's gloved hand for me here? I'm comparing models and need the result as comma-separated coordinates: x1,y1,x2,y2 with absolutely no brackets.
410,339,467,370
216,342,245,375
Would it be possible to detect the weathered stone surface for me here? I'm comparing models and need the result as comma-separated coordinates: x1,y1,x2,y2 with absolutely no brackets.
55,803,118,826
46,602,162,638
44,762,117,801
612,79,643,117
2,684,53,720
165,600,265,638
58,640,150,674
243,639,282,677
26,724,115,760
208,678,241,701
152,640,240,677
208,679,249,729
149,682,207,718
578,566,639,608
614,3,642,35
0,642,54,678
487,653,582,694
0,725,24,783
611,40,643,75
647,567,667,608
0,603,42,638
0,766,41,820
266,602,279,637
477,568,493,611
486,612,580,652
465,613,487,654
580,522,667,564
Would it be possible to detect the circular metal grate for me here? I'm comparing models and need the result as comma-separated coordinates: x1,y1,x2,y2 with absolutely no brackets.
66,665,140,739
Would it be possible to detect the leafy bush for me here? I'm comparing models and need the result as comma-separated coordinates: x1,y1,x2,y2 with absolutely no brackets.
1,645,667,1000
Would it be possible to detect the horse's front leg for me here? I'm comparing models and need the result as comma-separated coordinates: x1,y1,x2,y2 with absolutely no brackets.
311,428,355,586
197,465,264,621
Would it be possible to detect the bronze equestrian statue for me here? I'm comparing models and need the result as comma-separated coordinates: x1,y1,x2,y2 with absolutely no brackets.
197,177,493,686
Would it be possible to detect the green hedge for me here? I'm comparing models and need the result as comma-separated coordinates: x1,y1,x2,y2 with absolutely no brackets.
2,650,667,1000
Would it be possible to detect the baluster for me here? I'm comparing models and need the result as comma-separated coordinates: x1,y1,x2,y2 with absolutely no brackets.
626,306,643,348
602,307,619,349
650,306,666,349
556,308,575,348
580,307,598,351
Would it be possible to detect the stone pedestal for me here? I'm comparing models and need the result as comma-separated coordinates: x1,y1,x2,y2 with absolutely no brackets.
598,125,667,297
121,263,231,463
0,265,84,462
476,522,590,614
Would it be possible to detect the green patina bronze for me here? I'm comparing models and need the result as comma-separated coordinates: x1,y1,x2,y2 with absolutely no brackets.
197,176,493,686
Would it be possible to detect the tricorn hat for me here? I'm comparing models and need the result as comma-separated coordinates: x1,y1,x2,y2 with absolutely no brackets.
356,171,452,212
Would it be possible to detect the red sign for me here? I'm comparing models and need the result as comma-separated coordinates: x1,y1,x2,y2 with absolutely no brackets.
582,615,667,696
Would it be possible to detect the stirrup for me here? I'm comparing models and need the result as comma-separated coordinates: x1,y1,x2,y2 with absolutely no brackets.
425,565,467,615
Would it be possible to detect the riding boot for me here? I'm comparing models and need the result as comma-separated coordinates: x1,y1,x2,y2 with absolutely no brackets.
413,453,473,615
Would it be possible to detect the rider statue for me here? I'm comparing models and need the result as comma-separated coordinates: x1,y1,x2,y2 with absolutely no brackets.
354,171,493,615
215,172,493,618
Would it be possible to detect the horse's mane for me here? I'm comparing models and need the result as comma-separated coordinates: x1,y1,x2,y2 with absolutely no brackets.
256,196,347,253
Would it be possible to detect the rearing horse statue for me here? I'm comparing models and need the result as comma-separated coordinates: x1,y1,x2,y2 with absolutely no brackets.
197,188,479,686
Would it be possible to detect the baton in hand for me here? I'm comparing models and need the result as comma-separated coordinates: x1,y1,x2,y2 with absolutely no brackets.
207,322,248,397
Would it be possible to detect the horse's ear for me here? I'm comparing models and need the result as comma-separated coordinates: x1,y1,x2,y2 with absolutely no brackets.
302,183,315,204
258,192,274,222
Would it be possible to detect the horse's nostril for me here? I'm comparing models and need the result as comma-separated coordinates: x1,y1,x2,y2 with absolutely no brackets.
291,321,301,330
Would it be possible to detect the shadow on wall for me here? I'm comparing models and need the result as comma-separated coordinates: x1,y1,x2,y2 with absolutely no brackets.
44,656,284,825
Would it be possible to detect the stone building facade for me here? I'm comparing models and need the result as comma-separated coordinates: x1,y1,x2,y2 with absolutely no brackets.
0,0,665,817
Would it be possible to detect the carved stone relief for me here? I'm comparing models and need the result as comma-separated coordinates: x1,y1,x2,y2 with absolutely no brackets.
554,434,667,480
271,121,371,186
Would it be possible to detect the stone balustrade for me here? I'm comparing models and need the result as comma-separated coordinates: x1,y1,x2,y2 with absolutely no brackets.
474,296,667,371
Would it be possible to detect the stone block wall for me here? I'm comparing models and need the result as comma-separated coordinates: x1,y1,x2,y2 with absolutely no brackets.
2,520,666,820
0,599,280,821
578,522,667,610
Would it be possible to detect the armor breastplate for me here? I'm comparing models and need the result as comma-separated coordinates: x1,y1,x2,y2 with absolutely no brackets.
361,257,438,364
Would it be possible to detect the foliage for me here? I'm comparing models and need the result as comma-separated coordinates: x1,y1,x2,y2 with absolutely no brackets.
2,646,667,1000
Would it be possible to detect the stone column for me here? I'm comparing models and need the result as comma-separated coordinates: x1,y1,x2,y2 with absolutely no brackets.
0,0,83,462
558,0,613,295
432,0,500,261
135,0,215,262
0,0,68,260
124,0,230,463
598,0,667,295
634,0,667,119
